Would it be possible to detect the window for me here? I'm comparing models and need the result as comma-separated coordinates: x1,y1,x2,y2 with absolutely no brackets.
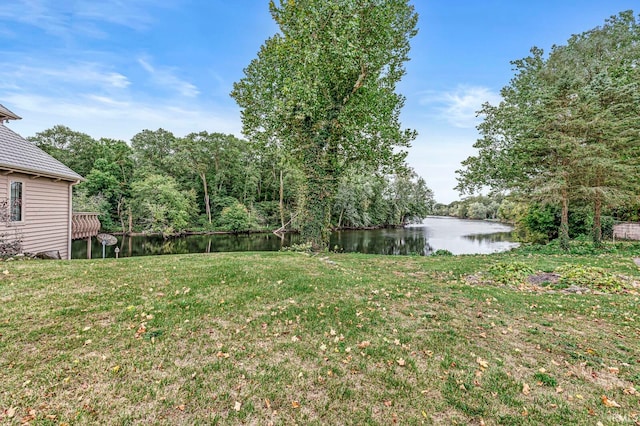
10,181,23,222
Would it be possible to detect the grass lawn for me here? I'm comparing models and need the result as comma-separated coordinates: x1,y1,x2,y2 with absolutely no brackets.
0,249,639,425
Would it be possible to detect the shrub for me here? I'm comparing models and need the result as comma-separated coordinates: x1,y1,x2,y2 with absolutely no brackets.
488,262,535,285
556,265,628,292
218,201,254,233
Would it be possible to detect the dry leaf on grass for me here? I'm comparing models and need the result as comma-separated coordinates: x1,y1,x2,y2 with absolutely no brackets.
476,357,489,369
601,395,621,408
522,383,531,395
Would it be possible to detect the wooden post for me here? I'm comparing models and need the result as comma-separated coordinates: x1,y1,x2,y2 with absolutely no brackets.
86,237,92,259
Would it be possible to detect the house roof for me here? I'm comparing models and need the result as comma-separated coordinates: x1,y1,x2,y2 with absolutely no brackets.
0,104,21,122
0,124,84,182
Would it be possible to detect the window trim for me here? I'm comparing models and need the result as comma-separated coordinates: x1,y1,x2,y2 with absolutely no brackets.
8,178,25,225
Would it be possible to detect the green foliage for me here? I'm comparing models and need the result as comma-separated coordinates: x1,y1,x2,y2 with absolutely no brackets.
556,265,628,292
130,174,197,235
440,194,503,220
533,372,557,387
488,262,535,286
431,249,454,257
280,242,313,253
28,125,100,177
217,201,255,233
231,0,419,249
456,11,640,249
516,203,559,244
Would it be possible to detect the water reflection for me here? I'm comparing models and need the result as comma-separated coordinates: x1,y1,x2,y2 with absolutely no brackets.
72,216,518,259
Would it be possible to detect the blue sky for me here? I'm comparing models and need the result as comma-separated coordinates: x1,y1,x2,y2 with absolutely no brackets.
1,1,637,203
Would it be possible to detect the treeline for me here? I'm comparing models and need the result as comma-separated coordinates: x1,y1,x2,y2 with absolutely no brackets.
433,194,633,244
29,126,434,235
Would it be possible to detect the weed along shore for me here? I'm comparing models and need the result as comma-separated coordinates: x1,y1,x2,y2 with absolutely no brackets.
1,247,639,424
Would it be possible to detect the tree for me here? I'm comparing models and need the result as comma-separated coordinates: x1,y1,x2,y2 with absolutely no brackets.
231,0,418,250
28,125,100,177
457,11,640,249
175,132,227,225
131,129,178,176
129,174,197,236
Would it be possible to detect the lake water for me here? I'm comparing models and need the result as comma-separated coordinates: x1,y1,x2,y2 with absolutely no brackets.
71,216,518,259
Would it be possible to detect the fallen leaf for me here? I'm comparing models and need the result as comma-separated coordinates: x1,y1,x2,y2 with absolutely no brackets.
264,399,271,409
6,407,15,418
177,404,185,411
291,401,300,409
383,400,393,407
2,270,8,275
522,383,531,395
476,357,489,369
623,386,636,395
397,358,406,366
555,386,563,394
358,341,371,349
234,401,242,412
601,395,621,408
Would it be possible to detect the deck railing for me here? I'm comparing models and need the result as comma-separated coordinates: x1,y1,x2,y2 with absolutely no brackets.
72,212,101,240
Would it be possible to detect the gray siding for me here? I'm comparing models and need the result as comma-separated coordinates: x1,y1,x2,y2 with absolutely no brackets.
0,172,72,259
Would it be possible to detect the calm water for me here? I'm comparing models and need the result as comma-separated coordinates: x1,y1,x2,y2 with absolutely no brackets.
71,216,518,259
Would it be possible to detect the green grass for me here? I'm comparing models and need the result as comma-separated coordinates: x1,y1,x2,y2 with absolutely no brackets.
0,249,639,425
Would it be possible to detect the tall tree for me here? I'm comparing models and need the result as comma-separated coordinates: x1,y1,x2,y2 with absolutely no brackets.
130,128,178,176
457,11,640,248
231,0,418,249
28,125,100,177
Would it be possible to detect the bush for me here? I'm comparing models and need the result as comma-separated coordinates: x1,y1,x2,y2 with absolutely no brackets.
217,201,255,233
556,265,628,292
488,262,535,286
431,249,454,256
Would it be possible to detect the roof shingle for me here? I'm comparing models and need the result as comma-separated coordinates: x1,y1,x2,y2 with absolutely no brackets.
0,124,84,181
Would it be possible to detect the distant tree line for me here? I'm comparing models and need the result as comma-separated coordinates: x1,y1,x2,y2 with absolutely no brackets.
434,194,623,244
29,125,433,236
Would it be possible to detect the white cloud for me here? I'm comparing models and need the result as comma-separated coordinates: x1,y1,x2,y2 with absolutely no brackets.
420,85,501,129
138,58,200,98
0,61,131,92
0,0,179,36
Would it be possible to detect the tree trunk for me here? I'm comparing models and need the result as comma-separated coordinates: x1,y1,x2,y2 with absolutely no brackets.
300,173,334,251
279,169,285,228
128,208,133,235
200,172,212,224
560,190,570,251
117,197,126,235
593,192,602,248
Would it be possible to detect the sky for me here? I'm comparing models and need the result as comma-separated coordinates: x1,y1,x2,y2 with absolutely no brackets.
1,1,638,203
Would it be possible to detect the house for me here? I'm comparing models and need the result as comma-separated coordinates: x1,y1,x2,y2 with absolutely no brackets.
0,104,84,259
